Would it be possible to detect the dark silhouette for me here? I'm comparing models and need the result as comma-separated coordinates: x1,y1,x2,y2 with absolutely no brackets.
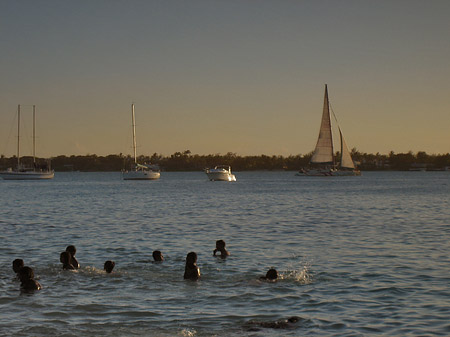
213,240,230,259
66,245,80,269
60,251,76,270
12,259,24,274
18,266,42,291
184,252,200,281
5,150,449,172
104,260,115,273
244,316,300,331
152,250,164,262
260,268,278,281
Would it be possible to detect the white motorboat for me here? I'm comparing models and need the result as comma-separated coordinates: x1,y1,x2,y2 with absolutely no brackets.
205,165,236,181
296,85,360,177
0,105,54,180
123,104,160,180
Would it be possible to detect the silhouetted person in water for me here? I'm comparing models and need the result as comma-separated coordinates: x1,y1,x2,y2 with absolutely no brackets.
260,268,278,281
213,240,230,259
18,266,41,291
152,250,164,262
60,251,76,270
184,252,200,281
12,259,24,274
244,316,300,331
66,245,80,269
104,260,115,273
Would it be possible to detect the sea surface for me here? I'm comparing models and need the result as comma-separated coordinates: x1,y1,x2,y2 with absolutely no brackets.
0,171,449,337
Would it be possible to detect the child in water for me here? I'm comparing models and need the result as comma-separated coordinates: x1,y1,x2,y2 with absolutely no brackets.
12,259,24,275
184,252,201,281
66,245,80,269
213,240,230,259
260,268,278,281
152,250,164,262
18,266,42,291
60,251,76,270
104,260,115,273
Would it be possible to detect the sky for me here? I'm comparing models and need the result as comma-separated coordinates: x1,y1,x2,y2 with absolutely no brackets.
1,0,449,158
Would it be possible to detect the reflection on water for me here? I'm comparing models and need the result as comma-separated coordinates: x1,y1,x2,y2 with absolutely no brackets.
0,171,449,336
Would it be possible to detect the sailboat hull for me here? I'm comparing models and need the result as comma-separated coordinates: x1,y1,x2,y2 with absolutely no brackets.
295,168,334,176
332,169,361,176
296,168,360,177
0,170,55,180
123,170,160,180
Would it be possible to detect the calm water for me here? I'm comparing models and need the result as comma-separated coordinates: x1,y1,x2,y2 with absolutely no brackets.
1,171,449,336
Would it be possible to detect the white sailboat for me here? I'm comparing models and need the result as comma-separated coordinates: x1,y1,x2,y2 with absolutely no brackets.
0,105,54,180
123,104,160,180
296,85,360,177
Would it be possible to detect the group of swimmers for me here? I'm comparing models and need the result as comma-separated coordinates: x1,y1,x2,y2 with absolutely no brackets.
12,240,278,291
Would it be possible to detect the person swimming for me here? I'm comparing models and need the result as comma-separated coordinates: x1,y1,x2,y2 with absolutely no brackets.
104,260,115,273
152,250,164,262
244,316,300,331
66,245,80,269
184,252,201,281
18,266,42,291
213,240,230,259
12,258,24,274
60,251,76,270
260,268,278,281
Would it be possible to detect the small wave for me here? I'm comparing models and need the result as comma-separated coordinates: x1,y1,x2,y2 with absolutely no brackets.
281,265,313,285
179,328,197,336
369,286,408,295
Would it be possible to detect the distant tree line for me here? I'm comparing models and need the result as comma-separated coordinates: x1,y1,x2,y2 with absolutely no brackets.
0,150,449,172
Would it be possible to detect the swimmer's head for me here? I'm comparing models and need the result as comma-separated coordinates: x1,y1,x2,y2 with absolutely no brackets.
216,240,226,249
66,245,77,256
18,266,34,281
186,252,197,264
12,259,24,273
104,260,115,273
152,250,164,262
60,251,71,264
265,268,278,280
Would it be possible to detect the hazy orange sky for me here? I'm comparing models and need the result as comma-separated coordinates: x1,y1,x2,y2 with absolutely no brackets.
1,1,449,158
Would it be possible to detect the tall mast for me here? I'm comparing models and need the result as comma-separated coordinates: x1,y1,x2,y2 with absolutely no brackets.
17,105,21,168
131,104,137,164
33,105,36,164
339,128,343,168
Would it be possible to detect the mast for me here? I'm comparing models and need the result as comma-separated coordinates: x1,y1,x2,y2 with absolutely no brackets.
33,105,36,164
17,105,21,168
339,128,343,168
131,104,137,164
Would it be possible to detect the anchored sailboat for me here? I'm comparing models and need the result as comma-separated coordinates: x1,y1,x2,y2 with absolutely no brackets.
123,104,160,180
296,85,360,176
0,105,54,180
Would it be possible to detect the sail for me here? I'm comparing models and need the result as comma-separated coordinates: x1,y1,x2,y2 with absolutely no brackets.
339,128,355,169
310,84,334,165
